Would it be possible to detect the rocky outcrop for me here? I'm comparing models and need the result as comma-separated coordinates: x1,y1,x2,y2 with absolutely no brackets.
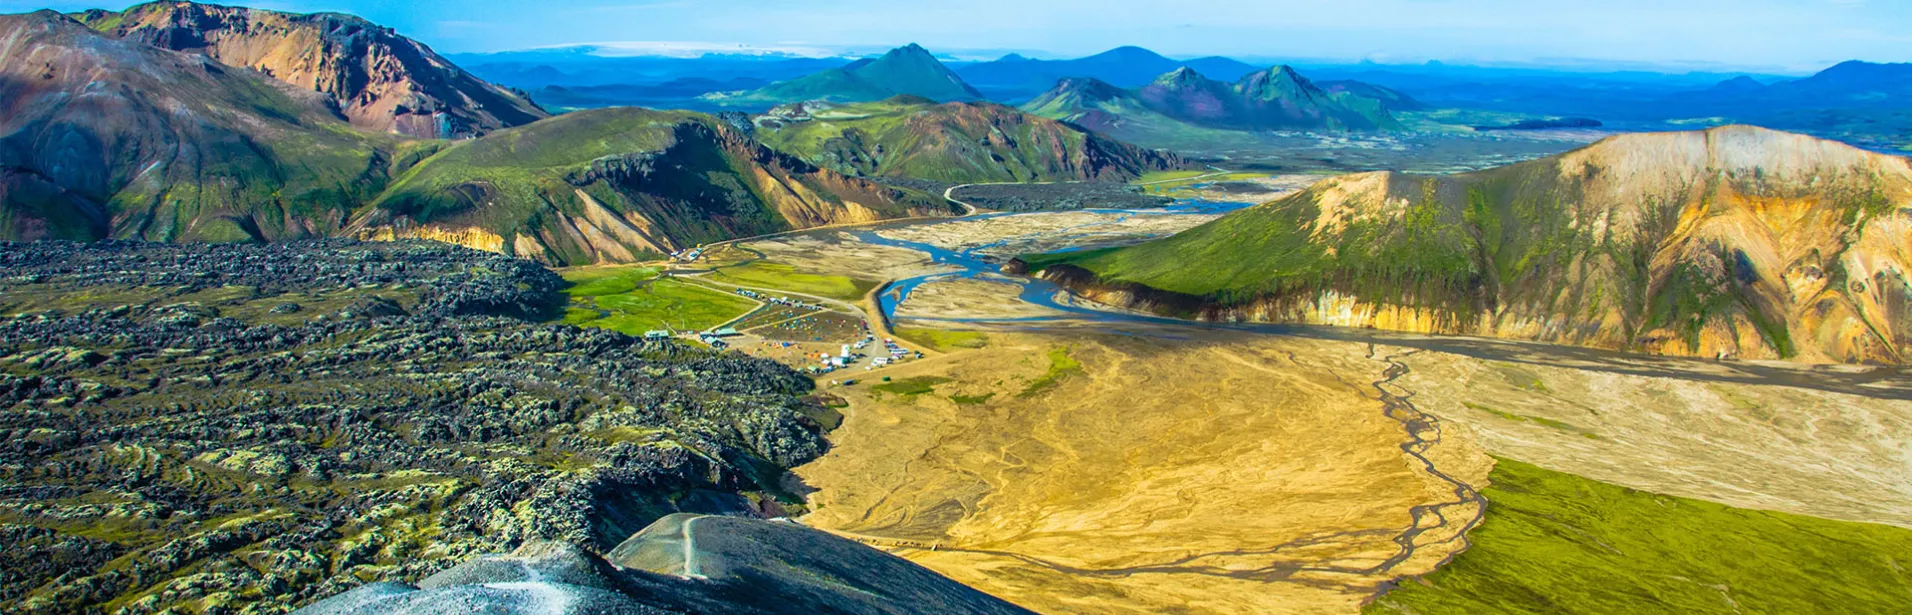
1022,126,1912,364
0,240,832,612
297,515,1035,615
78,1,547,138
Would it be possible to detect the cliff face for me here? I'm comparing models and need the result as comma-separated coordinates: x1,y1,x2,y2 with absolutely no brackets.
1027,126,1912,364
754,98,1185,184
78,1,547,138
362,108,960,265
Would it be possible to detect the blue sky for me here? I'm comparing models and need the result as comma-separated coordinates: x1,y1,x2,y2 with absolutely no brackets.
8,0,1907,72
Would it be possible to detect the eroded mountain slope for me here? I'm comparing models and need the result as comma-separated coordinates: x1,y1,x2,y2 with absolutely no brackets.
362,107,960,265
1023,126,1912,363
77,1,547,138
0,9,416,243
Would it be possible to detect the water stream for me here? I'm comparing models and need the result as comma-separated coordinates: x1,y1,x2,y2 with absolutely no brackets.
799,200,1912,400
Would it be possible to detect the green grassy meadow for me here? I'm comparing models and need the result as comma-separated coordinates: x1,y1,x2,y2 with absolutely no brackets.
559,267,756,334
892,326,989,352
1366,459,1912,615
706,261,879,302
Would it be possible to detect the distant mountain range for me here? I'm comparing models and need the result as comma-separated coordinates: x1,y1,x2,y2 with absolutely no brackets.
458,51,850,90
956,46,1263,102
750,97,1184,184
4,5,1222,265
73,1,547,139
1018,125,1912,364
705,44,984,108
1673,61,1912,112
1022,65,1409,146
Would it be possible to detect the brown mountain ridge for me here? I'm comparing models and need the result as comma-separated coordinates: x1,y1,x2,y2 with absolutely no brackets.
75,1,548,138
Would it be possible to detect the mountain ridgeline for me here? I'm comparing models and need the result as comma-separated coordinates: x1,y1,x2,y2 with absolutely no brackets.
955,46,1264,100
705,44,985,108
362,107,958,264
1018,126,1912,364
75,1,548,138
1021,65,1408,146
750,98,1185,183
0,9,995,265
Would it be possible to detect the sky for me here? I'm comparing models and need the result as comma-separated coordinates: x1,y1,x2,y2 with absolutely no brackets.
8,0,1908,72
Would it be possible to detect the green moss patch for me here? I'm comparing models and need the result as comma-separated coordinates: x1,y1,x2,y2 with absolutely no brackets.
872,376,952,396
892,327,989,352
1366,459,1912,615
1019,347,1082,398
706,261,877,302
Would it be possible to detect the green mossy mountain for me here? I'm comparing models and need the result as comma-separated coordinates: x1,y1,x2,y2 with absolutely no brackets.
363,107,958,264
1020,125,1912,364
706,44,984,107
1022,66,1403,142
751,97,1185,184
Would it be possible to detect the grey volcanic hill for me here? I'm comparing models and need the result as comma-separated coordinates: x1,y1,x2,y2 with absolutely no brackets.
299,514,1035,614
0,240,839,612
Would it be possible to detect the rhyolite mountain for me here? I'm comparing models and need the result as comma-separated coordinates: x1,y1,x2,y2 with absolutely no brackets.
705,44,984,108
1022,65,1402,143
74,1,547,138
751,97,1185,184
0,9,413,243
956,46,1262,101
0,10,956,264
361,107,958,264
1017,126,1912,364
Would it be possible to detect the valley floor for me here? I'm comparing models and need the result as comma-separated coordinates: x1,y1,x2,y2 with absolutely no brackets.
678,206,1912,614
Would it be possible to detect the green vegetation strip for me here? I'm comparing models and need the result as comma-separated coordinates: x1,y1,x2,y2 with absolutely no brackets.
562,266,660,298
707,261,879,302
892,326,988,352
1138,172,1268,195
1366,459,1912,615
1462,402,1599,440
1019,347,1081,398
560,267,755,334
872,376,952,396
